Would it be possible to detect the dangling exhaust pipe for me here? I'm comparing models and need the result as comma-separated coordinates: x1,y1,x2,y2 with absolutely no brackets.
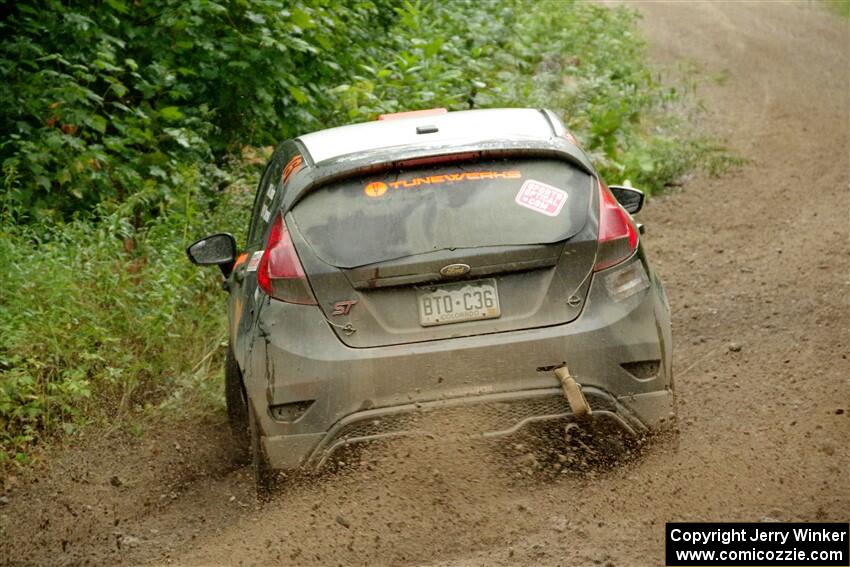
554,366,592,418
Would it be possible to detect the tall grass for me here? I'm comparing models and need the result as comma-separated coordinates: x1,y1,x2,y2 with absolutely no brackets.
0,166,256,464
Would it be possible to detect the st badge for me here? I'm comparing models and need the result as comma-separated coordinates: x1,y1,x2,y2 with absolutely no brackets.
331,300,358,316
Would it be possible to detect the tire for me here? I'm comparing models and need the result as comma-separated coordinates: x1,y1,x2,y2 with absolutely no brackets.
660,392,681,454
224,346,250,464
248,400,275,500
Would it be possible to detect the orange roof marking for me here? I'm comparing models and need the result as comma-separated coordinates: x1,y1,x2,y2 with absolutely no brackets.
377,108,447,121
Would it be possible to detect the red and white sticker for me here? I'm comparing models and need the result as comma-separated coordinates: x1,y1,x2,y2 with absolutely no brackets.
515,179,568,217
246,250,263,272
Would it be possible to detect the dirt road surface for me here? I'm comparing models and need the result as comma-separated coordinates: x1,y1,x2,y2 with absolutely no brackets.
1,2,847,566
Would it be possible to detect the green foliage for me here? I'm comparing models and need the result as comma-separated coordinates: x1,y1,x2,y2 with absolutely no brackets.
0,0,733,463
1,0,727,224
823,0,850,18
304,0,728,190
0,0,397,222
0,165,256,463
486,0,732,189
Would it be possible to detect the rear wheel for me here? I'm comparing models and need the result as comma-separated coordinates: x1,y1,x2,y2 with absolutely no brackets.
248,400,275,499
660,388,681,453
224,346,250,464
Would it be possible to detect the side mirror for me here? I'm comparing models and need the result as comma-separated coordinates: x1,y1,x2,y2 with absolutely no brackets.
609,186,645,214
186,233,237,276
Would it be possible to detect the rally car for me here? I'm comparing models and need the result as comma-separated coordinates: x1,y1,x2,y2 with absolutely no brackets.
187,108,675,494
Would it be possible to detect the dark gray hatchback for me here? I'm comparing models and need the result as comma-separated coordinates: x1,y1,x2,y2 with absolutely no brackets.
188,108,675,494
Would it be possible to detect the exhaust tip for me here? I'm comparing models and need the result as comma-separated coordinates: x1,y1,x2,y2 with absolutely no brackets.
554,366,592,417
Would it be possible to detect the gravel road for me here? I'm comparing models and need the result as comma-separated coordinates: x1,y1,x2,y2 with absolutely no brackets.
1,2,847,566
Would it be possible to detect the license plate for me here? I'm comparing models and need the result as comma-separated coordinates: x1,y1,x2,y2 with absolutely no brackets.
417,279,501,327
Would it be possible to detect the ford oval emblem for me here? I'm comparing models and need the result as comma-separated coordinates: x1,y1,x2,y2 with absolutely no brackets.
440,263,471,277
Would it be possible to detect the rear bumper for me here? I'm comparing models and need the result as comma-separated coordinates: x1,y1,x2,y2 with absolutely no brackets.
305,387,672,470
243,257,674,470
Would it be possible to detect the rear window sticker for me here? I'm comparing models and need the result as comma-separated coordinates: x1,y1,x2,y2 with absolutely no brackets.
365,181,388,197
515,179,568,217
363,169,521,196
246,250,263,272
261,203,271,222
266,184,276,200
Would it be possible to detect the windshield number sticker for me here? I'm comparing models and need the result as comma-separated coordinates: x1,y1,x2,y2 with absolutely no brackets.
246,250,263,272
515,179,568,217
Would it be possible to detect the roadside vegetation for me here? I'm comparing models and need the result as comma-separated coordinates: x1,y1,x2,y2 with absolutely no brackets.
0,0,730,466
824,0,850,18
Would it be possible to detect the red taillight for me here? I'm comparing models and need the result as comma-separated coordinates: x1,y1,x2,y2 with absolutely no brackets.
257,213,317,305
593,181,639,272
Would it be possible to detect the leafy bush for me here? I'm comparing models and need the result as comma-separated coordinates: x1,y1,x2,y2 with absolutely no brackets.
317,0,732,189
0,164,257,464
0,0,399,222
0,0,733,463
1,0,725,224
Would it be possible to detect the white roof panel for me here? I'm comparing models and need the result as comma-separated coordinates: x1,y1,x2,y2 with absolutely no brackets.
297,108,556,164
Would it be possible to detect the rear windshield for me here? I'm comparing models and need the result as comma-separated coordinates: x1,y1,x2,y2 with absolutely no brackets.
290,158,592,268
